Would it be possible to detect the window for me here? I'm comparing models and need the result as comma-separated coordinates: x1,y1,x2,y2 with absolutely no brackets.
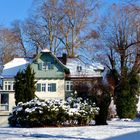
66,81,73,92
48,83,56,92
77,66,82,72
47,62,53,69
38,62,53,70
4,81,14,91
42,84,46,92
36,83,46,92
42,62,47,70
0,93,9,111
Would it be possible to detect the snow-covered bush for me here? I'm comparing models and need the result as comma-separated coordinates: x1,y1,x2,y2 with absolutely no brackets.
8,97,98,127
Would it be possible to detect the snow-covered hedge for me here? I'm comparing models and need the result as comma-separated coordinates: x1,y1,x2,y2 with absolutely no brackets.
8,97,99,127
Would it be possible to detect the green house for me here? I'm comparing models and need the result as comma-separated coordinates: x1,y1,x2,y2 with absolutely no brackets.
31,49,69,100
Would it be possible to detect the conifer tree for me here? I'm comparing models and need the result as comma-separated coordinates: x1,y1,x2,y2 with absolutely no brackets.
14,65,36,105
115,70,140,119
14,71,25,105
24,65,36,102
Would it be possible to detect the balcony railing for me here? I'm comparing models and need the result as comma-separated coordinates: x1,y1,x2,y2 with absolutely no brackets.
0,104,9,111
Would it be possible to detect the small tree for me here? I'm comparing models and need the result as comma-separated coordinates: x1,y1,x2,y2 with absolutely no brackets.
14,65,36,105
94,84,111,125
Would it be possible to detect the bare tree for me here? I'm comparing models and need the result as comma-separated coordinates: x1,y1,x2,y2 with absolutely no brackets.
98,4,140,76
11,20,27,57
23,0,100,56
0,28,25,64
23,0,64,55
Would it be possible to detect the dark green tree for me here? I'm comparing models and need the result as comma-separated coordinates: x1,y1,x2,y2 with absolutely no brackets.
14,71,25,105
14,65,36,105
115,70,140,119
24,65,36,102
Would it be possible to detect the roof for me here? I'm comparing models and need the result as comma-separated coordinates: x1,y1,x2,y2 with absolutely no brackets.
34,50,69,74
65,57,104,78
2,58,31,78
1,50,104,78
41,48,50,53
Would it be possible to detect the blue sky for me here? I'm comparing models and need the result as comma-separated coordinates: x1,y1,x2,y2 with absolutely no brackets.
0,0,125,27
0,0,33,26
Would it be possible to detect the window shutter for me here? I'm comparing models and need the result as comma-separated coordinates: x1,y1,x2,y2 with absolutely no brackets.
38,63,42,70
37,83,41,92
52,83,56,92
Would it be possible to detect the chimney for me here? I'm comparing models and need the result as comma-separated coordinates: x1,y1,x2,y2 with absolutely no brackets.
62,53,67,65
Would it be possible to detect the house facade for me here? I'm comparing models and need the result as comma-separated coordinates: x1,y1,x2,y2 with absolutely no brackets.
0,49,104,125
59,55,104,98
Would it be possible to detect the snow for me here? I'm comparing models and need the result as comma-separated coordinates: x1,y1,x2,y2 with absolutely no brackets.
65,58,104,78
1,120,140,140
41,48,51,52
137,97,140,112
2,58,31,78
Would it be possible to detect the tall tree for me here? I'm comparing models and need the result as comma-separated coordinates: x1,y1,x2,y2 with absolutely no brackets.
24,65,36,101
97,4,140,118
14,65,36,105
23,0,100,56
11,20,27,57
0,23,28,64
14,71,25,105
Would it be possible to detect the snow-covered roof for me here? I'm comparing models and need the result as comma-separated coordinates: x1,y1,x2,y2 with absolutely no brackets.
2,58,31,78
41,48,50,53
65,58,104,78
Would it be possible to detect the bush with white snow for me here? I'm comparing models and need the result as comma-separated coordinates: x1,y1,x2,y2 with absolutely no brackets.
8,97,99,127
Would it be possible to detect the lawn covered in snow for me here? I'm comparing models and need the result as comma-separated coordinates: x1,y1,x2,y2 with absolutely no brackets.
1,119,140,140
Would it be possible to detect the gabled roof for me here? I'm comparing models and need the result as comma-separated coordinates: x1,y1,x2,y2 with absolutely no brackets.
33,49,69,74
65,57,104,77
2,58,31,78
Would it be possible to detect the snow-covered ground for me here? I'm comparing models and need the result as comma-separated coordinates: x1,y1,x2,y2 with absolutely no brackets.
0,119,140,140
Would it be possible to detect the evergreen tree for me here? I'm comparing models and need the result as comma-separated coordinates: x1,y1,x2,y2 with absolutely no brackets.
14,71,25,105
24,65,36,101
14,65,36,105
115,70,140,119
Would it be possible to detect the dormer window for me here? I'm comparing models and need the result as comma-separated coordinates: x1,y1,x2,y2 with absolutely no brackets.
77,66,82,72
38,62,53,70
47,62,53,69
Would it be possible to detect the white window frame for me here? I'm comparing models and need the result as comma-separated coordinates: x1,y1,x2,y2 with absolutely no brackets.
4,81,14,91
48,83,56,92
66,81,73,92
36,83,46,92
41,83,46,92
42,62,53,70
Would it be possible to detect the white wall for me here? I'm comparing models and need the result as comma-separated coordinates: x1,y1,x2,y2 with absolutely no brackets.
35,79,65,100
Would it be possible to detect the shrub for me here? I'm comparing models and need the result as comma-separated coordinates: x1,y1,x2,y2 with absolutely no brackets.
8,97,98,127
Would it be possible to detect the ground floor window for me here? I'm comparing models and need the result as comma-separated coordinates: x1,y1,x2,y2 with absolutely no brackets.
48,83,56,92
0,93,9,111
65,81,73,92
36,83,46,92
36,83,56,92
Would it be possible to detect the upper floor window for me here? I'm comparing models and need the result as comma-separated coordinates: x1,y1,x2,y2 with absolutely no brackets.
4,81,14,91
66,81,73,92
48,83,56,92
77,66,82,72
38,62,53,70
